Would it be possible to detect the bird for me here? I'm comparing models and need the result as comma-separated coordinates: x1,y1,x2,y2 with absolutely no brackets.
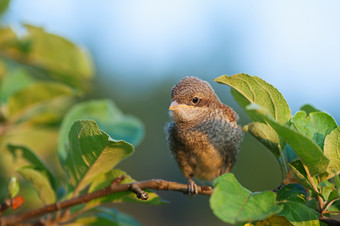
166,76,243,195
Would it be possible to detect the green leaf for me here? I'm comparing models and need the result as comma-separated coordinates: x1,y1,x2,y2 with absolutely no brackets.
300,104,320,115
64,120,134,195
15,96,75,125
277,183,307,203
209,173,283,224
0,67,34,104
288,160,314,191
252,215,293,226
335,174,340,197
319,181,336,201
291,111,337,149
246,104,329,176
284,145,298,162
0,25,93,90
88,169,166,206
276,184,321,225
58,99,144,161
323,127,340,179
243,122,281,158
8,82,75,121
0,0,10,17
215,74,291,157
8,144,59,191
0,27,17,47
215,73,291,124
17,166,56,204
277,201,320,226
73,206,140,226
8,176,20,198
18,25,93,89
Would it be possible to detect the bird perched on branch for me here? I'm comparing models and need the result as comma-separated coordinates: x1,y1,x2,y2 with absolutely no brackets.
166,76,243,194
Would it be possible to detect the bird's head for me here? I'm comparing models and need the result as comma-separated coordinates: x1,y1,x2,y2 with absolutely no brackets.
169,76,221,123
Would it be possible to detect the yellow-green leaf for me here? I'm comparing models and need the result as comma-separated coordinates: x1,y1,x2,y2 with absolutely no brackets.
323,127,340,179
8,82,75,121
215,73,291,124
65,120,134,195
210,173,282,224
246,104,329,176
88,169,166,206
17,166,56,205
8,176,20,198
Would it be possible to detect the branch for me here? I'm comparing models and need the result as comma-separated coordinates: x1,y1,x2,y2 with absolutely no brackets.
0,199,11,216
0,178,212,225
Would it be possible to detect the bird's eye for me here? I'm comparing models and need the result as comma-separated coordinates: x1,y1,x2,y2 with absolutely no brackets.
192,97,199,104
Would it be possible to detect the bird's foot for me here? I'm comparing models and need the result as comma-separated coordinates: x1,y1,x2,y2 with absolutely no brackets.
187,179,198,197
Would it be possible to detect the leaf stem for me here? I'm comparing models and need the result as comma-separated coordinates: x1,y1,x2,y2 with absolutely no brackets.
279,146,288,179
303,165,323,213
324,211,340,214
320,198,340,214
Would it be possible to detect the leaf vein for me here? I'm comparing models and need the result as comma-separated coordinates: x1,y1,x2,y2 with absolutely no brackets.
232,76,256,102
252,79,277,121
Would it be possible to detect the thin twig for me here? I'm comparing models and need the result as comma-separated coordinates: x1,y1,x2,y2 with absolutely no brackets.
324,211,340,214
278,146,288,179
303,165,323,213
321,198,340,214
0,179,212,226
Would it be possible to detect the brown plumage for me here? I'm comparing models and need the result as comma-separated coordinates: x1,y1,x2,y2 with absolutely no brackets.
166,76,243,194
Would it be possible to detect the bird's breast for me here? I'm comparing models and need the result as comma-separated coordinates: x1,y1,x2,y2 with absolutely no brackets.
181,129,224,181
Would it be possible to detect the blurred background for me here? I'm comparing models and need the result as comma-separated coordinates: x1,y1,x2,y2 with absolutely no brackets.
2,0,340,225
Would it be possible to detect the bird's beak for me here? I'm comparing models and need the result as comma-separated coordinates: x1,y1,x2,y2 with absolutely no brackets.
169,101,192,111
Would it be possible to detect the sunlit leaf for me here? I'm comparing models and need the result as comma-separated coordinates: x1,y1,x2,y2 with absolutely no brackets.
70,207,140,226
323,127,340,179
8,144,58,191
319,181,337,201
253,215,292,226
0,124,59,157
215,73,291,124
0,67,34,104
288,160,314,191
300,104,320,115
0,0,10,17
243,122,281,158
0,27,16,46
215,74,290,156
8,176,20,198
88,169,166,206
277,201,320,226
16,166,56,204
8,82,75,122
277,183,319,225
58,99,144,161
291,111,337,149
64,120,134,195
246,104,329,176
0,25,93,90
210,173,282,224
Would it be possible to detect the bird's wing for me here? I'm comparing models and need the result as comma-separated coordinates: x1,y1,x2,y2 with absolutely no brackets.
221,104,239,122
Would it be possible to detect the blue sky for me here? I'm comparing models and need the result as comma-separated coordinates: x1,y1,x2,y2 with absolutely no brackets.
3,0,340,121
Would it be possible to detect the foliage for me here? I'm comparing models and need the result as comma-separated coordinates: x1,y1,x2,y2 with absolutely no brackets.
214,74,340,225
0,1,339,225
0,4,156,224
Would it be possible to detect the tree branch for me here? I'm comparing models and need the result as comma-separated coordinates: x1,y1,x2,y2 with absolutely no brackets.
0,178,213,225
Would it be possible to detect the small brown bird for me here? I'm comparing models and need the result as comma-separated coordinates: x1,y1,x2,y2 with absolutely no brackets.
166,76,243,194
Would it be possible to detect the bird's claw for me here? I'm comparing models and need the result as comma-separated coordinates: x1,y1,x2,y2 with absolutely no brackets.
188,179,198,197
